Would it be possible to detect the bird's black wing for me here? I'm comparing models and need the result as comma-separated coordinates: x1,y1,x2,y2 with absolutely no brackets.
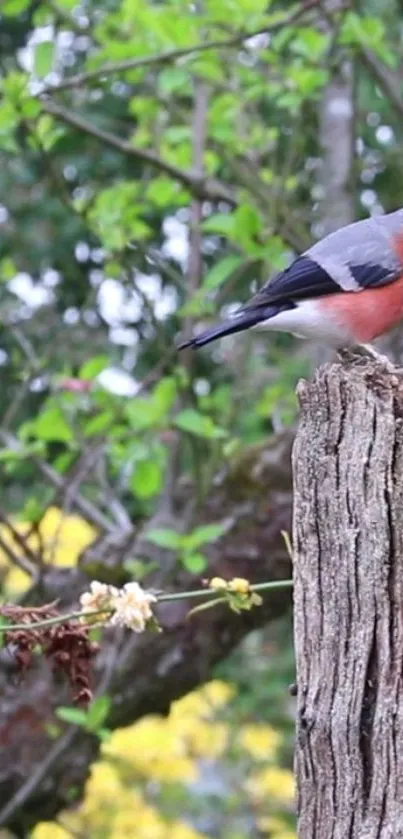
178,257,339,350
242,256,341,312
347,262,399,289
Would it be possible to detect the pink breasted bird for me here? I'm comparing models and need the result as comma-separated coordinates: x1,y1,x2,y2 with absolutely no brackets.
179,210,403,352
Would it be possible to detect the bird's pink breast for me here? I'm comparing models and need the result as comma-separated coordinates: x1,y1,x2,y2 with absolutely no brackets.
319,275,403,342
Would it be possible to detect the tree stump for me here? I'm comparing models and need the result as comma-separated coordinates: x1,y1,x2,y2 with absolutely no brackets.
293,357,403,838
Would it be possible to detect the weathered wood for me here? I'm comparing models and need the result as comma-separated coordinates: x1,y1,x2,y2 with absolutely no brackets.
293,357,403,838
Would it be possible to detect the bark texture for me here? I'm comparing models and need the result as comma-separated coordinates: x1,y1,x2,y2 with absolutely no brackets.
293,356,403,838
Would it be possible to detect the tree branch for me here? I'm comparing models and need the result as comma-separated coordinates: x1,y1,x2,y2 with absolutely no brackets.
360,46,403,119
44,0,321,92
40,99,236,204
0,430,115,534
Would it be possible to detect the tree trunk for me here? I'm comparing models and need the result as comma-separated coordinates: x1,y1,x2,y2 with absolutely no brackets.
293,356,403,838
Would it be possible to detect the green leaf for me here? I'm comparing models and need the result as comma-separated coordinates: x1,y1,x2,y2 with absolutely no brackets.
21,497,48,524
87,182,151,249
52,451,75,474
0,257,17,282
84,412,114,437
123,558,159,580
86,696,111,732
145,528,182,550
34,42,55,77
165,126,191,145
79,355,109,379
158,67,189,94
20,98,41,120
202,213,235,236
0,616,11,649
125,399,158,431
0,441,45,461
182,552,207,574
153,376,177,413
340,12,386,51
97,727,111,742
32,406,73,444
44,723,62,739
203,256,243,291
2,0,31,13
146,176,185,208
126,378,176,431
182,522,227,551
291,28,329,60
0,101,19,152
131,460,162,499
56,706,88,727
173,409,227,439
178,289,215,318
234,204,262,239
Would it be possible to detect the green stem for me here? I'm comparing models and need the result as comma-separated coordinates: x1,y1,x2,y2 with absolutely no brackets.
0,608,114,632
0,578,293,633
158,578,293,602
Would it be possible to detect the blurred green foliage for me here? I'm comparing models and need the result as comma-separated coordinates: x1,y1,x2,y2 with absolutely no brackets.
0,0,402,834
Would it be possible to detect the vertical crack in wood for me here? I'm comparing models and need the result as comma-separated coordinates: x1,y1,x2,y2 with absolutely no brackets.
359,618,378,806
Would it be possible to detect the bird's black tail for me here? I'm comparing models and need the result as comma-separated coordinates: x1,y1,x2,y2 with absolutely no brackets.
178,305,287,350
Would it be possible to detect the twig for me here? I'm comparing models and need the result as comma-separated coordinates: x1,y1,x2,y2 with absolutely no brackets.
45,0,85,35
184,80,208,341
43,0,321,92
360,47,403,119
40,100,236,204
0,508,42,570
0,430,115,533
0,533,37,579
0,727,78,826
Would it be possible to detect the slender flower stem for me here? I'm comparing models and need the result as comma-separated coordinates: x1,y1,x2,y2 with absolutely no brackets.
0,608,114,632
0,578,292,633
158,579,293,602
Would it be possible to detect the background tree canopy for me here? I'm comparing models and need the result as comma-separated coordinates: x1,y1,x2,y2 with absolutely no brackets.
0,0,403,835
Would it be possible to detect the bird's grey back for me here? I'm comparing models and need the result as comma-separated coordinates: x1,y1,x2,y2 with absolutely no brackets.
306,209,403,289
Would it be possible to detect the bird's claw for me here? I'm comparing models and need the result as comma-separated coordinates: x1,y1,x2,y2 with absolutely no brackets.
337,344,398,373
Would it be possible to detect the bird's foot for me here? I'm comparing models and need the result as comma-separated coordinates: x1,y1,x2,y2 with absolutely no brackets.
338,344,396,372
338,344,393,367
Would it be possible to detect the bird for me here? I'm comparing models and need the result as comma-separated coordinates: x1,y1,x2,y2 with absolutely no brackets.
178,210,403,355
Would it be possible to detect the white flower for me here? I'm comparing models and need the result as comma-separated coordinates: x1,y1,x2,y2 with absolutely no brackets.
79,580,117,614
109,581,156,633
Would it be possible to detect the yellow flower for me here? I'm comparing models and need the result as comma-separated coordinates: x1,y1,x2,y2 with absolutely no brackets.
85,762,123,801
208,577,228,591
171,680,235,719
238,723,282,761
0,507,96,595
103,717,197,783
4,567,31,596
257,815,296,838
32,825,71,839
247,766,295,803
181,719,229,758
111,798,165,839
169,822,208,839
37,506,96,562
227,577,250,594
